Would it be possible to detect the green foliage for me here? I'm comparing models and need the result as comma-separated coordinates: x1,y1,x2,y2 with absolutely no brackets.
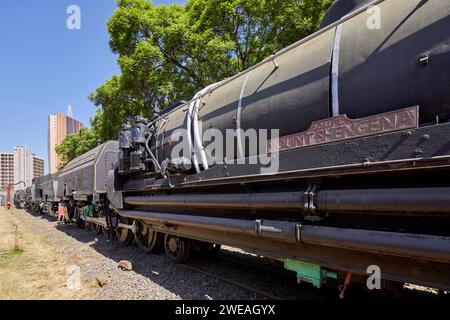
58,0,333,164
87,0,333,142
9,1,319,170
88,75,146,142
55,128,99,169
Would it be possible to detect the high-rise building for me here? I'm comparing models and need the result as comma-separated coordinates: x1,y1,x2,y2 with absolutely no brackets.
14,146,33,190
0,152,14,191
33,156,45,179
48,114,58,174
48,107,84,173
0,146,45,191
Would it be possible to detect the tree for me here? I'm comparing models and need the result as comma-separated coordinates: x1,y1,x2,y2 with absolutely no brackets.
55,128,99,169
88,75,148,142
57,0,333,164
88,0,333,142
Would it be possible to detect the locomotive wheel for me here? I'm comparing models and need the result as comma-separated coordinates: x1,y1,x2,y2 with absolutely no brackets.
94,223,103,235
199,243,221,256
134,222,163,254
164,234,190,263
87,222,102,234
115,217,134,246
76,217,86,229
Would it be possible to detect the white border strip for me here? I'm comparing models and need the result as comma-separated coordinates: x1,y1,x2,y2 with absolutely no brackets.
331,24,343,117
236,70,253,158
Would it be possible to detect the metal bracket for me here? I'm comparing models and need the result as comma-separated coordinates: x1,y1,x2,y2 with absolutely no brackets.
270,53,279,70
117,222,134,231
295,223,303,244
419,53,429,66
163,221,177,230
131,220,138,234
255,219,262,238
303,185,311,213
303,184,320,221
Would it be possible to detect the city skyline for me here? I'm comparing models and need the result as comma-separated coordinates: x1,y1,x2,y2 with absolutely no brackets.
0,104,82,166
0,1,119,174
0,1,181,174
48,108,84,173
0,146,44,191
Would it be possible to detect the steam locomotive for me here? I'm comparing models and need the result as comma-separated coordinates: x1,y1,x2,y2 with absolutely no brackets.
13,188,29,209
31,0,450,291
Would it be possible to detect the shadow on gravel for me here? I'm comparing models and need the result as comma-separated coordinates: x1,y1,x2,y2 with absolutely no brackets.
48,219,340,300
29,211,446,302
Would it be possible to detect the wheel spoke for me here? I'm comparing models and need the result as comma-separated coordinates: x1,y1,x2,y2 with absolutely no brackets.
135,221,163,253
115,217,134,246
164,234,190,263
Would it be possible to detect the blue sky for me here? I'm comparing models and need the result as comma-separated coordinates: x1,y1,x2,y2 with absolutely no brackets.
0,0,182,173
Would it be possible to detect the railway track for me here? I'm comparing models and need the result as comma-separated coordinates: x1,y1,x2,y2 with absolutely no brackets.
26,210,450,301
181,247,342,301
81,220,340,300
176,246,449,301
216,253,295,279
179,264,284,300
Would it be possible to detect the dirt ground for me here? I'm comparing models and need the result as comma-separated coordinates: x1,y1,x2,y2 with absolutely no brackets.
0,206,256,300
1,206,447,301
0,207,96,299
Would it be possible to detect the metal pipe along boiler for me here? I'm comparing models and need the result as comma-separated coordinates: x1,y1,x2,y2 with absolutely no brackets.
117,209,450,263
124,187,450,214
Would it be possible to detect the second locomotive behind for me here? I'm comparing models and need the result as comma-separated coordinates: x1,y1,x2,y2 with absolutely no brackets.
30,0,450,292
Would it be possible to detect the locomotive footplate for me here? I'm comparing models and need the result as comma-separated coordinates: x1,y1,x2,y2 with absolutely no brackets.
185,120,450,187
119,120,450,191
85,216,108,228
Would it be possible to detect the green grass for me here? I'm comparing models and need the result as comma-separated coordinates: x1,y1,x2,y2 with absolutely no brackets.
9,247,24,255
0,247,24,259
